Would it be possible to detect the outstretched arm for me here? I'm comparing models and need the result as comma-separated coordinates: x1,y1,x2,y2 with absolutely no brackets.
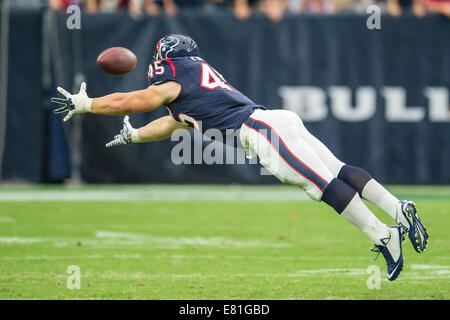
135,115,190,142
91,81,180,115
52,81,181,121
105,115,190,147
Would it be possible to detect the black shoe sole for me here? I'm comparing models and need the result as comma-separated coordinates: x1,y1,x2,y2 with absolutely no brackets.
403,202,429,253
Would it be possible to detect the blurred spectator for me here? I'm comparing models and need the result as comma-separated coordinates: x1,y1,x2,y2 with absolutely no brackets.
260,0,288,21
128,0,143,16
234,0,288,22
144,0,160,16
44,0,449,18
145,0,177,16
332,0,378,13
289,0,336,14
163,0,177,15
85,0,99,13
234,0,253,19
84,0,128,13
99,0,121,12
385,0,426,17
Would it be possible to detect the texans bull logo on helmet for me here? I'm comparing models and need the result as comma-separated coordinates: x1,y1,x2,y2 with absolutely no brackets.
153,34,200,61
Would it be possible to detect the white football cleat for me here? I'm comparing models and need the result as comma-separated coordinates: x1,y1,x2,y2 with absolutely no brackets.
372,226,404,281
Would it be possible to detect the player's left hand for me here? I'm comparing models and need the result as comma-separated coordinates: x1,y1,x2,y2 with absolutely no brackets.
51,82,92,122
105,115,134,148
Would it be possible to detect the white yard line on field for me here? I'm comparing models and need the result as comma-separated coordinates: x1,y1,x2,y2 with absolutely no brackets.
169,254,372,261
0,254,142,261
0,237,45,244
0,216,14,223
0,231,291,249
0,254,373,262
169,254,450,261
92,230,291,248
0,187,310,202
2,253,449,264
410,264,450,270
1,269,448,281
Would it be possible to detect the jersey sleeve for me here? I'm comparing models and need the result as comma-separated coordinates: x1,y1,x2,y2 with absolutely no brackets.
146,58,178,86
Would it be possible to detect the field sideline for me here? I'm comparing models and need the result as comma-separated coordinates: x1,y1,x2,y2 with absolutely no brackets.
0,184,448,299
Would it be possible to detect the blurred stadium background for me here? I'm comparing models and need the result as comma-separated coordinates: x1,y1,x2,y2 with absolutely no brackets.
0,0,449,300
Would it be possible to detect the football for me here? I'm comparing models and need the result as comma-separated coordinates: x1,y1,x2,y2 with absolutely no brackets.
97,47,137,75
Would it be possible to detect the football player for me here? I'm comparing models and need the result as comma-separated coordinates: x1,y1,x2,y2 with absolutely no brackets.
52,34,428,281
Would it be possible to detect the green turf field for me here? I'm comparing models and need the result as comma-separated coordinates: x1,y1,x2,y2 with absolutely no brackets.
0,185,448,300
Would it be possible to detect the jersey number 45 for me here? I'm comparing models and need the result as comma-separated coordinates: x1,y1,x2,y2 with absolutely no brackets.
146,61,165,78
200,63,233,91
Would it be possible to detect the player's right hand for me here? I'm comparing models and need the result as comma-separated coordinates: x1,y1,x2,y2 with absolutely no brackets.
51,82,92,122
105,115,134,148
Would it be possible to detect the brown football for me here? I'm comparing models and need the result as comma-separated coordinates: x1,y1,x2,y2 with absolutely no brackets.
97,47,137,75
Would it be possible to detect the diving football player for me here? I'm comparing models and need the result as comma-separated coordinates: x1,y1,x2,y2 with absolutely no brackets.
52,34,428,281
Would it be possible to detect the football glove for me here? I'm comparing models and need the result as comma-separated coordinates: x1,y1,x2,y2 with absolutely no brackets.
105,115,136,148
52,82,92,122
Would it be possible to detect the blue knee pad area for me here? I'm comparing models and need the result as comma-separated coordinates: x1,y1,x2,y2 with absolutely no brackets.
321,178,357,214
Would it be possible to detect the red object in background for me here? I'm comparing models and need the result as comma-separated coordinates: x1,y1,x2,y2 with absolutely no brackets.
119,0,129,9
423,0,450,15
58,0,72,9
57,0,81,10
58,0,129,10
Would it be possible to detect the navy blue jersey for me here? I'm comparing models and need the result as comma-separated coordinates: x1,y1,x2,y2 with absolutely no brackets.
146,56,264,137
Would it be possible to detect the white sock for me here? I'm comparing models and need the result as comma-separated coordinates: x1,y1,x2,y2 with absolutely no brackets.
362,179,399,222
341,193,390,245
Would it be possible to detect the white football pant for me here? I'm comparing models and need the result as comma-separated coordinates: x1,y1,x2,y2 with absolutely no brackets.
239,109,345,201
